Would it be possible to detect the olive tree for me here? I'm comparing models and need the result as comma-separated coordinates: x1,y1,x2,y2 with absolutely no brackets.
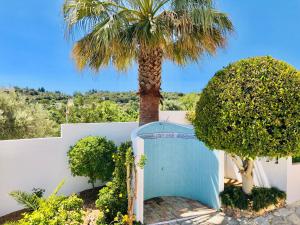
0,90,57,140
194,56,300,194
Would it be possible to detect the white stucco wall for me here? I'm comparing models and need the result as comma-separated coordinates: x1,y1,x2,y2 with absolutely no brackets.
0,122,138,216
287,162,300,204
159,111,190,125
224,155,288,191
256,158,289,192
224,155,300,204
0,111,189,216
131,135,145,223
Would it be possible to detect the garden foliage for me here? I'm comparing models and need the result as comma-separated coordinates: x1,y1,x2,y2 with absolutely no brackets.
68,136,116,188
220,185,286,211
0,90,57,140
0,87,198,139
9,182,83,225
195,56,300,159
9,188,45,211
96,142,131,224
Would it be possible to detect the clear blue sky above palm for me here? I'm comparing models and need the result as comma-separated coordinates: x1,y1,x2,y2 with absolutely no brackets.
0,0,299,94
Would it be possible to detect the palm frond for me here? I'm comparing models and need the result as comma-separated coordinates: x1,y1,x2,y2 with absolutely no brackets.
63,0,233,70
52,180,65,196
10,191,40,211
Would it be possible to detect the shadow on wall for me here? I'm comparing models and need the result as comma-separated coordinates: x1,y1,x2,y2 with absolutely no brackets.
143,130,221,209
224,155,288,193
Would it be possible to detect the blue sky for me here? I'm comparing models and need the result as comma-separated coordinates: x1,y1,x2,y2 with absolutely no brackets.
0,0,300,94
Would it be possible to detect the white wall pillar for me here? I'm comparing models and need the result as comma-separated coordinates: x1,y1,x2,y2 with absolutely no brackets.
131,135,145,223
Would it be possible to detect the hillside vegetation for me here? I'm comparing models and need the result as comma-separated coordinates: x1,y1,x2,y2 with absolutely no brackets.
0,87,199,140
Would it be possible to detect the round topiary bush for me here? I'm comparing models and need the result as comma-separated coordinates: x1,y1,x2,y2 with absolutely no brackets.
195,56,300,194
68,136,116,188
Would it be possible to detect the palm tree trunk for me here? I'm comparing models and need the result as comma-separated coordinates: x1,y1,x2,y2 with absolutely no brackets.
138,47,163,126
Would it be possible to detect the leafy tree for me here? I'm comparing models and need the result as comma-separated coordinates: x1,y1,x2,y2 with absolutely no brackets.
179,93,200,111
0,91,58,140
63,0,233,125
68,136,116,188
4,87,193,131
68,100,138,123
194,56,300,194
179,93,200,122
37,87,45,92
161,100,183,111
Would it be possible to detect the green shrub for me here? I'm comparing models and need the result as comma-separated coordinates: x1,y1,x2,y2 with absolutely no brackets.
220,185,249,210
10,182,84,225
68,136,116,187
221,185,286,211
96,142,131,224
3,222,20,225
195,56,300,194
9,188,45,211
112,142,131,194
292,156,300,163
19,194,83,225
195,56,300,160
251,187,286,211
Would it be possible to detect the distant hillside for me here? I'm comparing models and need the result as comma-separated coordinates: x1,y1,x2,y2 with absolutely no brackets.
0,87,199,138
11,87,185,107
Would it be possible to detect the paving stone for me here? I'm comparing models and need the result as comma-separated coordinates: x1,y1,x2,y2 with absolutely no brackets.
144,197,300,225
273,208,294,217
221,217,239,225
287,214,300,225
254,216,270,225
225,219,239,225
270,216,290,225
295,207,300,217
180,220,193,224
207,214,225,224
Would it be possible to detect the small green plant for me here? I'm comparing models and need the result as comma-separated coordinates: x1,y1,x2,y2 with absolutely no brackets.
9,188,45,211
292,156,300,163
220,185,249,210
220,185,286,212
137,154,147,169
96,141,146,225
68,136,116,188
96,142,130,223
251,187,286,211
20,194,83,225
111,212,143,225
9,181,84,225
3,222,20,225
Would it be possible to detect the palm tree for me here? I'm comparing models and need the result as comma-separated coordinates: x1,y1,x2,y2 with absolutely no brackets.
63,0,233,125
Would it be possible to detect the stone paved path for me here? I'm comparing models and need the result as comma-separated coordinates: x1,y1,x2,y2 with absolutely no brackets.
181,205,300,225
144,197,300,225
144,196,217,224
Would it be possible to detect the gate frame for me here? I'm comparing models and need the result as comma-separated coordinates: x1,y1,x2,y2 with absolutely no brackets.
131,122,224,223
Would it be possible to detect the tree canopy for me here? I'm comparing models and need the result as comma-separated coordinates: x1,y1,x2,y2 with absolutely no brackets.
195,56,300,159
63,0,233,71
0,87,193,139
0,91,57,140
